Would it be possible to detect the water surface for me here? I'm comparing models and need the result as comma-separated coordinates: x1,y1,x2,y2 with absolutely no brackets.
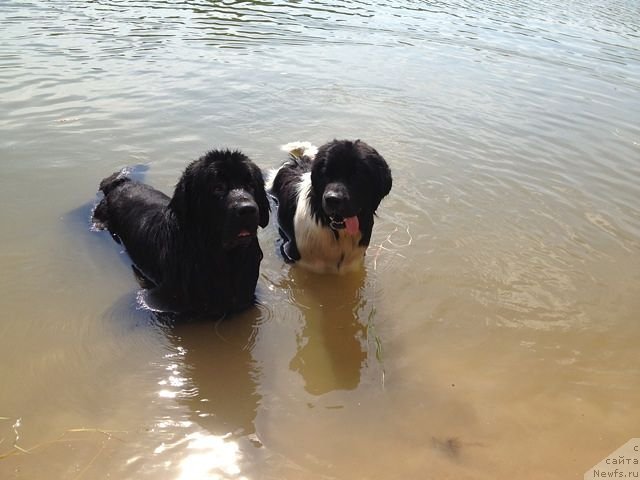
1,1,639,478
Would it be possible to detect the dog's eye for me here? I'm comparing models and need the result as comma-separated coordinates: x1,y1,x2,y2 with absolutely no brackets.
212,185,227,196
243,178,255,192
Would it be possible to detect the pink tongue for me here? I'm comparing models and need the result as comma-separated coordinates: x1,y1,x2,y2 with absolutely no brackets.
344,216,359,235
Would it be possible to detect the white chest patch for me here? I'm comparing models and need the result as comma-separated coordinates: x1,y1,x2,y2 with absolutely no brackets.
293,172,366,274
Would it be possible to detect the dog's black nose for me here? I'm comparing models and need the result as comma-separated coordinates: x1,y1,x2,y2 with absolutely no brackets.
323,191,346,210
228,189,259,219
234,201,258,217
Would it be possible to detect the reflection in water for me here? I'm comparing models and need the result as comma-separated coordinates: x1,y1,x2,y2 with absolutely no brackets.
157,308,266,479
284,267,371,395
168,308,263,438
2,0,639,477
102,297,263,478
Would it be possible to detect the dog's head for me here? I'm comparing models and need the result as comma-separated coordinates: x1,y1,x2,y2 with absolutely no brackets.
170,149,270,248
310,139,392,232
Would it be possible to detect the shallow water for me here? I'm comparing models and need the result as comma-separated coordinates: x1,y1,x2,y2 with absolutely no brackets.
1,0,639,478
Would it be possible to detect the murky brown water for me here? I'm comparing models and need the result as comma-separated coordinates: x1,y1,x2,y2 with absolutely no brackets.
1,0,639,478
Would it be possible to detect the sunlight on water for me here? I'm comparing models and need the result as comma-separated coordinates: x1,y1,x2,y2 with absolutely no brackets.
176,433,243,480
1,0,639,478
152,432,244,480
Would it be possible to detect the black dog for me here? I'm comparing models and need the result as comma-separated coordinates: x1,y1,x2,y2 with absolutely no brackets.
268,139,391,274
92,149,269,315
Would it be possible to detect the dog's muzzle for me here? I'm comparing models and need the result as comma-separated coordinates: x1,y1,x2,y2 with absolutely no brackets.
323,184,359,234
227,189,259,242
322,183,352,216
329,216,346,230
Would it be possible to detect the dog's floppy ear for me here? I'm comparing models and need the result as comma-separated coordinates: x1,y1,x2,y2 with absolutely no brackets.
169,166,192,223
365,148,392,212
252,164,270,228
169,161,209,226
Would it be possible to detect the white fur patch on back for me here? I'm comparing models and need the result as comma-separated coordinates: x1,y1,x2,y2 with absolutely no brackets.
280,141,318,160
293,172,366,274
267,141,318,194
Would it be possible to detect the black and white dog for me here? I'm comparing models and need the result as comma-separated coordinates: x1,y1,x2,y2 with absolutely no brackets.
92,149,270,316
268,139,392,274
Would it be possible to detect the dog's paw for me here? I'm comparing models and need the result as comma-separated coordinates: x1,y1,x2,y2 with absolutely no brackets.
280,240,300,263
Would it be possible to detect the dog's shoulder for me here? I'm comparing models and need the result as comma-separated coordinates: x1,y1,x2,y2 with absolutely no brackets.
270,159,309,195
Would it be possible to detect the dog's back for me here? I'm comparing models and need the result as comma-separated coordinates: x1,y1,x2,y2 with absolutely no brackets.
92,170,173,286
94,171,170,227
266,143,313,195
270,154,312,200
93,170,133,227
93,171,127,230
98,170,130,196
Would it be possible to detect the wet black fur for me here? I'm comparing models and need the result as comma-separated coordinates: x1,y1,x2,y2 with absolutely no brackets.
92,149,270,316
270,139,392,262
